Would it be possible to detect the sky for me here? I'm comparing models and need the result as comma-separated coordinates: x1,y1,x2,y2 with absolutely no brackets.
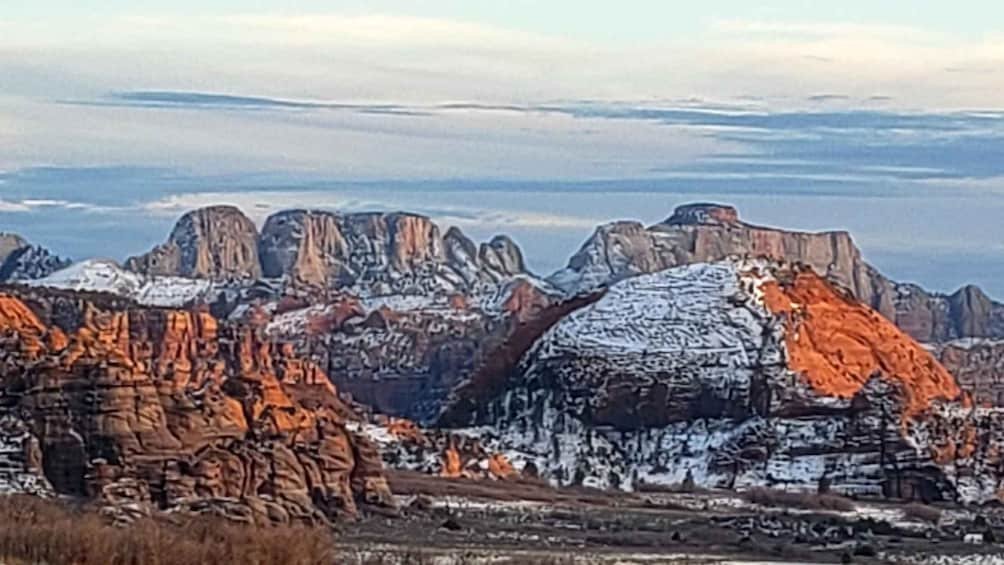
2,1,1004,295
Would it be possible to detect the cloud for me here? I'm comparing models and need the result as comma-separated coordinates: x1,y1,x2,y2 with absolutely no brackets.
221,14,578,51
710,20,940,42
140,190,603,231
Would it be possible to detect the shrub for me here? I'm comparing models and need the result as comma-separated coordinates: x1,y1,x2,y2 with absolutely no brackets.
902,502,942,524
743,487,856,512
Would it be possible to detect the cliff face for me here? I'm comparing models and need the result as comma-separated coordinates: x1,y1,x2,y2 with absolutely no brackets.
932,339,1004,407
126,206,261,280
0,234,28,265
258,209,527,293
0,288,391,525
125,207,530,298
549,203,1004,344
442,260,994,502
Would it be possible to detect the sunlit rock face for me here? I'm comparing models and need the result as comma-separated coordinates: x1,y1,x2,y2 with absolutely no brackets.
257,209,528,294
126,205,262,280
0,288,392,525
440,260,1002,503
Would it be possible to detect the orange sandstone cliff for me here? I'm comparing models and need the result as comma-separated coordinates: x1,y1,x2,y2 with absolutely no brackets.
0,289,392,525
762,269,961,415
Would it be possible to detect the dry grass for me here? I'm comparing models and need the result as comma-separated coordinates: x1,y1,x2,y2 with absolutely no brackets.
0,495,598,565
743,487,856,512
0,495,336,565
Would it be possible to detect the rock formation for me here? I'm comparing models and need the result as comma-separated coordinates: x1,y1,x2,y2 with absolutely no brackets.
932,339,1004,408
126,205,261,280
0,234,28,265
0,233,71,282
0,287,392,525
440,260,995,503
257,209,528,293
549,203,1004,343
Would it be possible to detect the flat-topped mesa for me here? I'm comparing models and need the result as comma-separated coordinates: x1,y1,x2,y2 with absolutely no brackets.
550,201,1004,343
552,202,877,300
126,205,261,280
664,203,740,226
258,208,528,291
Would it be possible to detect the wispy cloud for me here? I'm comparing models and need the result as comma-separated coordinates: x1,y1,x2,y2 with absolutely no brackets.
140,190,603,231
711,20,940,42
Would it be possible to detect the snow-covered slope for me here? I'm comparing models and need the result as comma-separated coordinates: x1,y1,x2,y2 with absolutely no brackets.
0,415,53,497
27,259,215,307
446,260,979,501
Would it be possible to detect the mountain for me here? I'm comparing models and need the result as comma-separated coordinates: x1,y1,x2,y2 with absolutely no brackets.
83,203,1004,418
125,205,262,280
7,201,1004,522
439,259,1003,502
549,203,1004,343
0,233,28,264
257,209,528,294
0,233,71,282
128,206,531,297
0,286,392,524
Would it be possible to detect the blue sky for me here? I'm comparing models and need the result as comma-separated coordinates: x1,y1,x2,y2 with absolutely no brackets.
1,2,1003,295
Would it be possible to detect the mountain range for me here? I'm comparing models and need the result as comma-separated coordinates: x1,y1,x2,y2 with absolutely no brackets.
3,201,1004,525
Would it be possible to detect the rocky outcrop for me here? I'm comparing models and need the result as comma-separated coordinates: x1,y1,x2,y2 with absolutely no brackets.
126,206,261,280
549,203,1004,343
0,288,391,525
348,417,518,481
442,260,991,502
257,209,528,293
0,233,71,282
932,339,1004,408
0,234,28,265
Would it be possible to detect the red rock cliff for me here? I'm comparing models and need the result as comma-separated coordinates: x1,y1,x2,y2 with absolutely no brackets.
0,290,391,525
761,269,960,415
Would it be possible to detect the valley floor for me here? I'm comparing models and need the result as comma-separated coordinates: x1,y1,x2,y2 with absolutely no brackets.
5,474,1004,564
336,471,1004,564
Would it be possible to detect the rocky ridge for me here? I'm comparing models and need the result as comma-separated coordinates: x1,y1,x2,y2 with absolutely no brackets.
128,207,531,298
31,203,1004,418
126,205,262,280
0,233,71,283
